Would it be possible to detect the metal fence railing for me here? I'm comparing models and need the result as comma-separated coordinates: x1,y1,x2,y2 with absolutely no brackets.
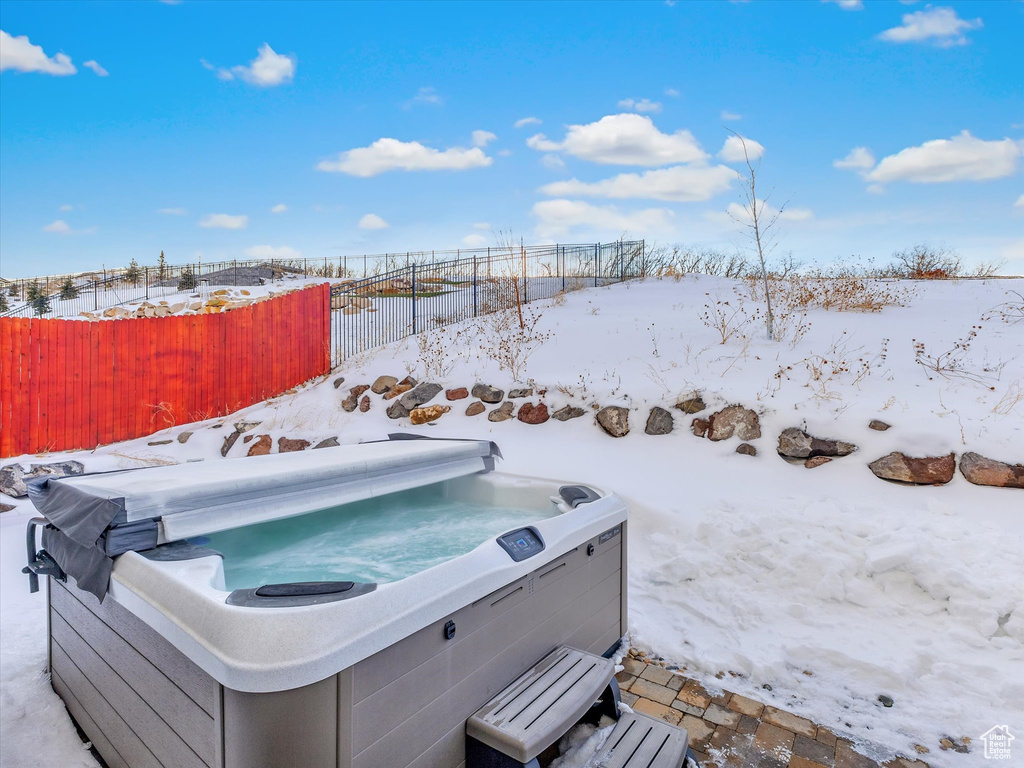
329,240,645,365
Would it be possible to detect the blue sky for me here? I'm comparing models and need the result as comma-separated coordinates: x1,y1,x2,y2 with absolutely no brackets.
1,0,1021,278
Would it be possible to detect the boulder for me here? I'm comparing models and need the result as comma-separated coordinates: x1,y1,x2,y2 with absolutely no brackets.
233,420,261,433
349,384,370,399
0,502,15,514
466,401,486,417
384,383,413,400
509,387,534,399
177,431,193,444
675,395,706,415
1,460,85,498
243,434,255,443
596,406,629,438
736,443,757,456
398,375,417,387
278,437,310,453
387,401,410,419
313,437,340,449
552,406,585,421
399,382,443,410
805,456,832,469
869,419,891,432
691,418,710,438
359,395,371,413
517,403,549,425
472,383,505,404
959,452,1024,489
148,439,173,446
221,431,242,456
777,427,856,459
341,395,358,412
869,452,955,485
446,387,469,401
487,402,516,422
247,435,272,456
371,375,398,394
410,405,450,425
707,406,760,442
644,407,673,436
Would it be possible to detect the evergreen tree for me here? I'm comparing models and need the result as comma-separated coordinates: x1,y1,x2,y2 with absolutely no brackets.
30,284,51,316
158,250,167,281
177,266,198,291
59,276,79,300
6,282,17,297
0,293,8,312
26,281,41,303
124,258,142,286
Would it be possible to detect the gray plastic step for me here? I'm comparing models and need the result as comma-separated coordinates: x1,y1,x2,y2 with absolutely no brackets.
467,646,615,764
593,711,689,767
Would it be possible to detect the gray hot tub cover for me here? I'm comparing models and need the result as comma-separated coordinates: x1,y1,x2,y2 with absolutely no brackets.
27,437,500,601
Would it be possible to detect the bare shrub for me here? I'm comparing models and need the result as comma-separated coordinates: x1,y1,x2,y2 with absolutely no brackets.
986,290,1024,325
885,244,1002,279
912,326,1001,385
773,334,890,401
700,293,751,345
474,303,551,380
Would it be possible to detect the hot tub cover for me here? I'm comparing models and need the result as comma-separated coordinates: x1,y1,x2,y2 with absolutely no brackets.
28,437,499,600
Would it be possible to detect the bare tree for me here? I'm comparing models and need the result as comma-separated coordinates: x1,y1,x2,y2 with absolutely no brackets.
727,129,786,340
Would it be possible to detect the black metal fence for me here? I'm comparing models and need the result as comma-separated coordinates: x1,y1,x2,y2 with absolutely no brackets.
329,240,645,365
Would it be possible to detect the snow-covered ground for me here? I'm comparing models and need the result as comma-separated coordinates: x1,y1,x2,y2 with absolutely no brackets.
2,275,1022,767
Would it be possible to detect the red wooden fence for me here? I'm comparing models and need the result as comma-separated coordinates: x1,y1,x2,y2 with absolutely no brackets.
0,284,330,458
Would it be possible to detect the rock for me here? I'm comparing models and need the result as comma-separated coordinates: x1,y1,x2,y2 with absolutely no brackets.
517,403,549,424
691,418,710,438
509,387,534,399
177,431,193,444
777,427,856,459
410,405,451,425
707,406,760,442
349,384,370,399
384,383,413,400
959,452,1024,489
805,456,832,469
596,406,629,438
675,395,706,415
371,375,398,394
387,401,410,419
644,407,673,435
233,420,261,433
736,443,757,456
869,452,955,485
466,401,486,417
472,383,505,404
341,395,358,412
869,419,891,431
278,437,310,453
487,402,516,422
399,382,443,410
878,695,894,708
446,387,469,401
552,406,585,421
359,395,371,413
221,431,242,457
398,375,417,387
313,437,340,449
1,460,85,498
148,439,173,446
0,502,15,513
247,435,272,456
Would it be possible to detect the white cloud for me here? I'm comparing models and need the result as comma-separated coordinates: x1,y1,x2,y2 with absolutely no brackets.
270,203,287,214
866,184,886,195
833,147,876,170
358,213,388,230
540,165,735,203
245,245,301,259
317,138,492,176
58,204,74,211
665,87,680,98
823,0,863,10
878,7,982,47
497,148,513,157
866,131,1021,184
158,207,187,215
514,116,542,128
462,234,488,247
541,154,566,170
83,60,108,77
718,135,765,163
720,111,742,121
617,98,662,114
531,199,675,239
43,219,71,233
472,130,497,147
473,222,490,230
210,43,295,86
1014,195,1024,210
404,86,442,108
527,114,706,166
0,30,76,75
725,200,814,224
199,213,248,229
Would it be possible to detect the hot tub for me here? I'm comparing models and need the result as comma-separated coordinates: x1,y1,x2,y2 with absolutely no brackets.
26,437,628,768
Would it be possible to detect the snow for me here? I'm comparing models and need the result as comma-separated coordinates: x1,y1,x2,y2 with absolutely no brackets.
2,274,1023,767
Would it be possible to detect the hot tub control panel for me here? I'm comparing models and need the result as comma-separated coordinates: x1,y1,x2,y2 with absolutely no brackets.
497,527,545,561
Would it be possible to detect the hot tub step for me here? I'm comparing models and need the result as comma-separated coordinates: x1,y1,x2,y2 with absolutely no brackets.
466,646,616,766
596,711,690,768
